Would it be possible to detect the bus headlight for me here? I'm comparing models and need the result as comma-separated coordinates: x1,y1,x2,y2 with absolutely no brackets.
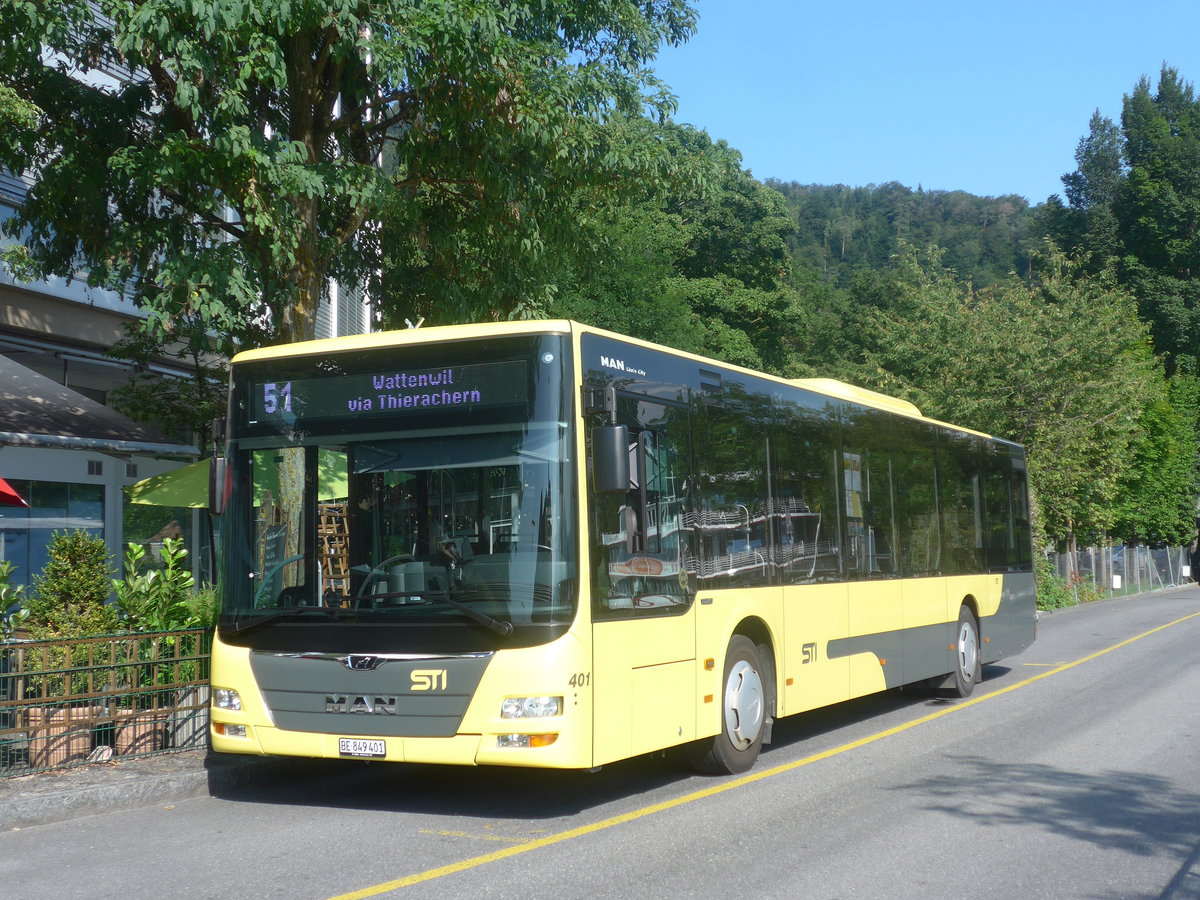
214,688,242,711
500,696,562,719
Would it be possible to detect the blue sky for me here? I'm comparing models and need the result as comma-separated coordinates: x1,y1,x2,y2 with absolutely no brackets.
651,0,1200,204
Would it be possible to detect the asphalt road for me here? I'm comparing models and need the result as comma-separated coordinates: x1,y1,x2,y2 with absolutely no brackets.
5,587,1200,900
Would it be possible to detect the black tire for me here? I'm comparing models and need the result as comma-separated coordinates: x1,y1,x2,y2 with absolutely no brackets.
687,636,767,775
943,606,981,698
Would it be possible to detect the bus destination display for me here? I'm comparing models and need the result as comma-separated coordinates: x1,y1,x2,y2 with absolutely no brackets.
250,359,529,424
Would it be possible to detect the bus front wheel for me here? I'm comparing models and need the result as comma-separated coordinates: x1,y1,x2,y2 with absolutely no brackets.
687,636,766,775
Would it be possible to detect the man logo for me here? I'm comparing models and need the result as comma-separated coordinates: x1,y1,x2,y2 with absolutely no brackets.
325,695,398,714
341,655,383,671
411,669,448,691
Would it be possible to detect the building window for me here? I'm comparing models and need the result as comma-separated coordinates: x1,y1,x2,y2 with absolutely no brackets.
0,480,105,588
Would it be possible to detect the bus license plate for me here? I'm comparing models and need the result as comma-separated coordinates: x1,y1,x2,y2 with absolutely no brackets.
339,738,386,758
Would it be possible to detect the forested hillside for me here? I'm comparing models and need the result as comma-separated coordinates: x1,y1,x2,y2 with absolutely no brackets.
768,181,1040,289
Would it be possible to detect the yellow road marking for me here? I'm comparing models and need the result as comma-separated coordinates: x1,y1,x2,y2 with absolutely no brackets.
329,608,1200,899
417,829,529,844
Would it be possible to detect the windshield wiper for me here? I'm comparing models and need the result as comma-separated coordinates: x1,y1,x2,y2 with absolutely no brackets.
224,606,338,637
433,590,514,636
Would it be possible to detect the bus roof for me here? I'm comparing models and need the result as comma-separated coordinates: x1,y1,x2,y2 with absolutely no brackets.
790,378,923,418
229,320,576,364
231,319,1000,442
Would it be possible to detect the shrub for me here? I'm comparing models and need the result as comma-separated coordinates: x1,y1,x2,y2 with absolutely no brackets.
0,559,29,639
114,539,198,632
187,584,220,629
25,530,118,638
1035,555,1077,610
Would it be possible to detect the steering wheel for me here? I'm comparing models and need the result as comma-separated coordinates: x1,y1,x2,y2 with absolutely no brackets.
353,554,415,600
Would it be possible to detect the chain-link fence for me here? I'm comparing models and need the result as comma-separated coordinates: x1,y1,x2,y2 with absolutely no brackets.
1046,544,1196,602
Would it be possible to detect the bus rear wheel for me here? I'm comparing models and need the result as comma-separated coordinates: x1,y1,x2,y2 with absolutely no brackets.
687,636,766,775
943,606,981,698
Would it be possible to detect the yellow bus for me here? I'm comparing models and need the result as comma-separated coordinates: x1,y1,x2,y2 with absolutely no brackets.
209,320,1035,774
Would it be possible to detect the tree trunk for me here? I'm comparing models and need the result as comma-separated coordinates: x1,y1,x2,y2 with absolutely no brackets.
276,195,323,345
1065,528,1078,582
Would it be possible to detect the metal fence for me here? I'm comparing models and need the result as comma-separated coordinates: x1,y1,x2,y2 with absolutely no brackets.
0,628,211,777
1046,544,1195,602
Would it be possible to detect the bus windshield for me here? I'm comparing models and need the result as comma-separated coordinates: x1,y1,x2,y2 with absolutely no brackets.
218,335,575,649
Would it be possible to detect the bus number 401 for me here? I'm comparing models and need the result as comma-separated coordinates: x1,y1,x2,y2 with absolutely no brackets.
569,672,591,687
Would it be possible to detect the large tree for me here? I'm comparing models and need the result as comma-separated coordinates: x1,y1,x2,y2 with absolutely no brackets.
1110,370,1200,545
379,114,714,330
0,0,697,346
1116,67,1200,372
551,128,804,372
1048,110,1125,265
846,245,1161,551
1050,65,1200,374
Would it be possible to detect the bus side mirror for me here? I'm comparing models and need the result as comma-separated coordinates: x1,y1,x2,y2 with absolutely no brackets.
209,457,230,516
592,425,630,493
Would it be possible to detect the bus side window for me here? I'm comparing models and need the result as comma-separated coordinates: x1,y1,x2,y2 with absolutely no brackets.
892,419,940,576
938,431,984,576
772,394,841,584
691,383,770,590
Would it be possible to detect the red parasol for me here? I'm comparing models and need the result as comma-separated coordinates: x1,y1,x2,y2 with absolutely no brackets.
0,477,29,508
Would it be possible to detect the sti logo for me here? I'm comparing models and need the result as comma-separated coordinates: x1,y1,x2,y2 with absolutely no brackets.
599,356,647,377
410,669,448,691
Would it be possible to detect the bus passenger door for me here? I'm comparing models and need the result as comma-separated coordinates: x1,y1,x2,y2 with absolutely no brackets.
842,431,904,696
589,397,696,765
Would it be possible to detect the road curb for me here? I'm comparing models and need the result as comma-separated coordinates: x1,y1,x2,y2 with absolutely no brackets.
0,751,283,830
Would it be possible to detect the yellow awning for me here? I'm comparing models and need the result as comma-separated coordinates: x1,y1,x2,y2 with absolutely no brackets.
126,459,211,508
126,453,349,508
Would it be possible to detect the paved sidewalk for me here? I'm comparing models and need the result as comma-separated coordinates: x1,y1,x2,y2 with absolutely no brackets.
0,750,311,830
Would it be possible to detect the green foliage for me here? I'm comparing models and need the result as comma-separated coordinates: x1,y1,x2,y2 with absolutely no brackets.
1034,555,1090,610
550,127,805,372
0,79,38,130
0,0,697,345
106,317,229,447
770,181,1039,290
838,244,1158,548
187,584,220,630
1035,555,1073,609
24,530,118,639
378,114,714,327
1051,110,1125,266
114,539,198,632
1116,68,1200,373
0,559,29,639
551,201,706,350
1050,65,1200,375
1110,370,1200,544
